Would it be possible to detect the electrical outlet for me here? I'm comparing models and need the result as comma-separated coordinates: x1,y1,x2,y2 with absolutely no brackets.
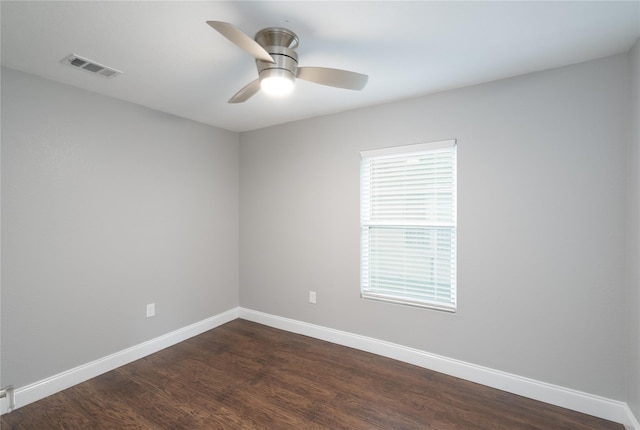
146,303,155,318
309,291,317,304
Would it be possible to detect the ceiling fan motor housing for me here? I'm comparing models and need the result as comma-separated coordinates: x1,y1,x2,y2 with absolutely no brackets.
255,28,300,83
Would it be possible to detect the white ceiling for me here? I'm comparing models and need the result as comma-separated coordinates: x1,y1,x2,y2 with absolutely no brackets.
2,1,639,132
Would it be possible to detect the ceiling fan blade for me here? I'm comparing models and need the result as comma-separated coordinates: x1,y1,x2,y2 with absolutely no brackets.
228,79,261,103
207,21,275,64
297,67,368,91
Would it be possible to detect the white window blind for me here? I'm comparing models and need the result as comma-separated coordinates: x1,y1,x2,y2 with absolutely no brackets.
360,140,457,311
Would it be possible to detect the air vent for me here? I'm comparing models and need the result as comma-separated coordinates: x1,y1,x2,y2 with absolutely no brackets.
61,54,122,79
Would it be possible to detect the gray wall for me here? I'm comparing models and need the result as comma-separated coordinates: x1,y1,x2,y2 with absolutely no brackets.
240,54,630,400
627,37,640,421
1,67,239,388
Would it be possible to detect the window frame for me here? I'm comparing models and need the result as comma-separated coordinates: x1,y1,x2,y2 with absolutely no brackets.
360,139,457,312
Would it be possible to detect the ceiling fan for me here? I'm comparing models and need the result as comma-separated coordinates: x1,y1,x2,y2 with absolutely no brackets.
207,21,368,103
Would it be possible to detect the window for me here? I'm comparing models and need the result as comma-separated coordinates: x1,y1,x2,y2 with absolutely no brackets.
360,140,457,312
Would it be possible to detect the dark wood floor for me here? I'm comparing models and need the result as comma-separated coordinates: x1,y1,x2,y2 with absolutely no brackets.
1,319,623,429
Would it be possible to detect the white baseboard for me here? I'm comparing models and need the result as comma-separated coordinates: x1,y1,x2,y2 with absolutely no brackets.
238,308,639,430
3,306,638,429
625,404,640,430
0,307,239,415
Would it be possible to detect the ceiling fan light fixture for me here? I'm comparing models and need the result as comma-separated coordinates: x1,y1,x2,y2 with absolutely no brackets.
259,69,295,96
208,22,368,103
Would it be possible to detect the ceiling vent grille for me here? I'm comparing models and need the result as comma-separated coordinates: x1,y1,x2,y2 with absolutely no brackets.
61,54,122,79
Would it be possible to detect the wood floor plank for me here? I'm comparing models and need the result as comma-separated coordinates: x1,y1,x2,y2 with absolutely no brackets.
1,319,624,429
